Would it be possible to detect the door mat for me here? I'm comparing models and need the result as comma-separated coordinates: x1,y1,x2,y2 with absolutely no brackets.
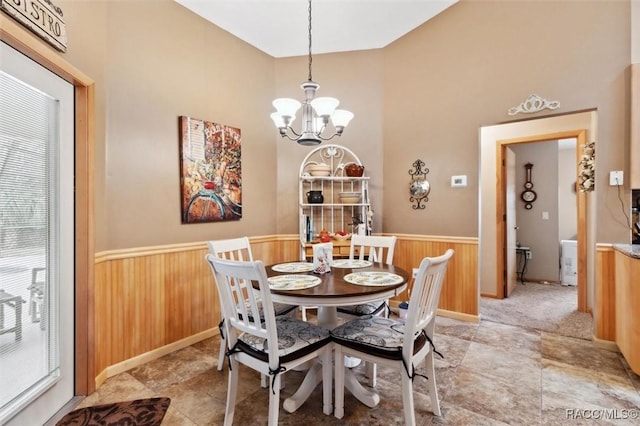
56,397,170,426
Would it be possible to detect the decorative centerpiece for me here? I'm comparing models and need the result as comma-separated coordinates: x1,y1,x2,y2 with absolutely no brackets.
332,231,351,241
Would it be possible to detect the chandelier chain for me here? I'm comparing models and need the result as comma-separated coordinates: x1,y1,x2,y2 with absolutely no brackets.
307,0,312,82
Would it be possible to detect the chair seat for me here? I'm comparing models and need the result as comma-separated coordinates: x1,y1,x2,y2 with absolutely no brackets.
238,316,331,363
336,301,386,316
238,300,297,322
330,315,426,360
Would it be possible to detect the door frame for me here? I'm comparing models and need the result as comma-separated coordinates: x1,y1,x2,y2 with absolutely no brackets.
496,130,587,311
1,15,95,394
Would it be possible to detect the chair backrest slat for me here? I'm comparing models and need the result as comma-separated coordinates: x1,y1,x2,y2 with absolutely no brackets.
206,255,279,365
349,234,397,265
403,249,454,358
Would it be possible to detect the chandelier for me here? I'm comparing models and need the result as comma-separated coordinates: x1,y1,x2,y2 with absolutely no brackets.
270,0,354,146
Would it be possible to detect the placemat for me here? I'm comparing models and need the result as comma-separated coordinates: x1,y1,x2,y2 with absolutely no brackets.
271,262,315,273
343,271,404,286
268,274,321,290
331,259,373,269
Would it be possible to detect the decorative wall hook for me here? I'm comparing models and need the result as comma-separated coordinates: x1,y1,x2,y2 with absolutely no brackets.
409,159,430,210
507,94,560,116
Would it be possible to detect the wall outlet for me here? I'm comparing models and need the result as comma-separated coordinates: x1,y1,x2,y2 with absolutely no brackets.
609,170,623,186
526,250,532,260
412,268,419,278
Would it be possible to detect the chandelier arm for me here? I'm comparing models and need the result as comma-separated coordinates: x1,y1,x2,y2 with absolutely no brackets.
317,131,342,141
284,127,303,138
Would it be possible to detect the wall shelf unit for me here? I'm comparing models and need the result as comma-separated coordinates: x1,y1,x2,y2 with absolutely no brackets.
299,145,371,260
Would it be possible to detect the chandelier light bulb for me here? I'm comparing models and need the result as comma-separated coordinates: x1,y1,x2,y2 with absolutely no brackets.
331,109,354,128
310,97,339,117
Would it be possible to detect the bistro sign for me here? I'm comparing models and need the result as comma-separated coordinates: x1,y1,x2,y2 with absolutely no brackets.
1,0,67,52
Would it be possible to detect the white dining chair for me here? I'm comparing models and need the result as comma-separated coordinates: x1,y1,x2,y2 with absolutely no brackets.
207,237,298,376
332,249,454,424
336,234,397,318
334,234,397,386
206,255,333,426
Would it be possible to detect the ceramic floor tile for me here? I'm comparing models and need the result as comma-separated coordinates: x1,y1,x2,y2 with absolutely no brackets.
433,332,472,367
541,389,639,426
127,346,216,392
435,316,479,341
70,316,640,425
541,332,628,379
542,358,640,411
444,366,541,425
75,372,156,408
473,320,541,360
429,404,511,425
460,341,541,391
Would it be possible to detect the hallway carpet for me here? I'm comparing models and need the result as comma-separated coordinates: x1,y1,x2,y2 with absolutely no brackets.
480,281,593,340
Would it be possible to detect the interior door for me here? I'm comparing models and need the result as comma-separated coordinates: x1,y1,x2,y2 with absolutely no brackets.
505,147,517,297
0,41,75,425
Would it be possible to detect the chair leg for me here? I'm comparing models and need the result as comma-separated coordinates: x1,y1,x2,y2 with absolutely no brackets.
321,346,333,415
425,350,441,416
301,306,307,322
401,370,416,426
334,346,345,419
224,357,240,426
217,336,226,371
268,374,282,425
366,361,377,387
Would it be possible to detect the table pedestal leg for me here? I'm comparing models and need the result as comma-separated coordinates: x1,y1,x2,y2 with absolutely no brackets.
283,362,322,413
344,366,380,408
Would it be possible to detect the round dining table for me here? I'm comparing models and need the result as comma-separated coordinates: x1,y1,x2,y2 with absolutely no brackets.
264,261,410,414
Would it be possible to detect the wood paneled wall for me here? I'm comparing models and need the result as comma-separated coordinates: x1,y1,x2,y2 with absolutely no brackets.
595,244,616,342
93,234,478,385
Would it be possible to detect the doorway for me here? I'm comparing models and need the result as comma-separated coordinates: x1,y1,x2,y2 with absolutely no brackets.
0,40,75,425
1,12,95,423
478,110,596,315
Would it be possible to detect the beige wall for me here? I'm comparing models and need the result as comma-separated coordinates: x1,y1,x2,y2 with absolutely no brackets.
48,0,632,255
383,0,630,243
59,0,279,251
274,50,385,235
511,142,560,282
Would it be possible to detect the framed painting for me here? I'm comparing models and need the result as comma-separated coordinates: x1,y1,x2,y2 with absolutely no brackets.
179,116,242,223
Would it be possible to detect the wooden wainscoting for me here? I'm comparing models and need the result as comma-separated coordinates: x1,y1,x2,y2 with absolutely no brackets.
391,234,478,320
93,234,478,386
595,244,616,344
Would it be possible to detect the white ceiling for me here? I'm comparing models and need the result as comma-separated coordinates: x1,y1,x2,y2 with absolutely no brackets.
174,0,458,58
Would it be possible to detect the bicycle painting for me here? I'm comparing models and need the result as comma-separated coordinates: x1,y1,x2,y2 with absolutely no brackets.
179,116,242,223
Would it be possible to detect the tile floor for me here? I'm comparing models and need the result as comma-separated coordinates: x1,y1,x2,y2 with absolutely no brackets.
74,316,640,425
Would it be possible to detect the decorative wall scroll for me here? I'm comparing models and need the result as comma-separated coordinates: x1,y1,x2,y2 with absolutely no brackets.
179,116,242,223
507,94,560,116
409,159,430,210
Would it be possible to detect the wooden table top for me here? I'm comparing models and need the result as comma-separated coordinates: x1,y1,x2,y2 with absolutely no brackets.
264,262,409,303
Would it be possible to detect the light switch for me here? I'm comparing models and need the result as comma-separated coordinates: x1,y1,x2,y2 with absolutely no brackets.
542,211,549,220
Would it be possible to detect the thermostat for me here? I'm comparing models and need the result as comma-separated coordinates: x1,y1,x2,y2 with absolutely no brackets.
451,175,467,188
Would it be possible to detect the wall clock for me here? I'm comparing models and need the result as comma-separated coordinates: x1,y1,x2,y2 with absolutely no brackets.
520,162,537,209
